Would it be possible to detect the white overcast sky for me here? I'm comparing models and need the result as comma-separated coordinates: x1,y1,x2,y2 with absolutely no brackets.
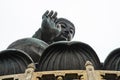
0,0,120,62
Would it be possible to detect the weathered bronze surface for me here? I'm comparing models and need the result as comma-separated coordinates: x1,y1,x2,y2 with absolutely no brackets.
1,10,120,80
7,38,48,63
38,41,101,71
32,10,75,44
103,48,120,70
0,49,34,76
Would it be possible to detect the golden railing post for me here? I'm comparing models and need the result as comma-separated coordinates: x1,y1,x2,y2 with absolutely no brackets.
25,63,35,80
85,61,98,80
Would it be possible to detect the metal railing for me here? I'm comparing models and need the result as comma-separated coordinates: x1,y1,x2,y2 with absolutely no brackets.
0,61,120,80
